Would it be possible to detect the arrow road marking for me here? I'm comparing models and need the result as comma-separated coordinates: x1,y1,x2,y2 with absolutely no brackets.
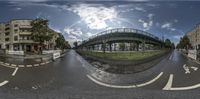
87,72,163,88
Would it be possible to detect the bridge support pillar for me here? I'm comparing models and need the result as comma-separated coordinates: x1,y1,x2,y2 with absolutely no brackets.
142,41,145,51
109,43,112,52
136,42,139,51
102,43,106,54
92,45,95,51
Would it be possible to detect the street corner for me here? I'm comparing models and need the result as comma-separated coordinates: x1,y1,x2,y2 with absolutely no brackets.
162,64,200,91
0,60,53,68
0,65,18,87
86,71,164,89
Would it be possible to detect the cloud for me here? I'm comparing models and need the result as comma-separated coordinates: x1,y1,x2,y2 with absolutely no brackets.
62,4,118,30
161,22,176,31
135,7,146,12
138,13,154,31
9,0,48,2
64,27,83,38
15,7,21,10
173,35,182,39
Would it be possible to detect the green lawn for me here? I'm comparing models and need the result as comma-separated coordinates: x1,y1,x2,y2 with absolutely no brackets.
79,50,167,61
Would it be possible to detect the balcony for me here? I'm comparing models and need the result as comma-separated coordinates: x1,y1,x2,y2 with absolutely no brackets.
19,25,32,29
19,39,35,43
5,27,10,31
5,32,10,36
19,32,32,35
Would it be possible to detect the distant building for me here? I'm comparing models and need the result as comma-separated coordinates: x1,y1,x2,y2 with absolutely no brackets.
0,19,61,52
186,24,200,50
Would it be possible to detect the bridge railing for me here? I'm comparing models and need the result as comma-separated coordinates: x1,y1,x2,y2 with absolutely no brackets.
80,28,162,45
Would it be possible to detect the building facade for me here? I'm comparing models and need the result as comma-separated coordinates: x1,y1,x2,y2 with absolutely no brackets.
0,19,60,53
186,24,200,50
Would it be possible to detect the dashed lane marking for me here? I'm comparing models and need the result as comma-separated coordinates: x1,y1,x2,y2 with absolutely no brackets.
26,65,32,67
0,80,9,87
45,61,50,64
4,63,10,66
12,67,18,76
40,62,46,65
18,65,24,67
87,72,163,88
34,64,40,66
11,64,17,67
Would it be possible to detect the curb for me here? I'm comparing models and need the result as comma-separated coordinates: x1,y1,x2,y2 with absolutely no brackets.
0,60,53,68
178,50,200,65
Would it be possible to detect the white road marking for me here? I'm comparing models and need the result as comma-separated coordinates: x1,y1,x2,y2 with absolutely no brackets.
183,64,190,74
163,73,200,90
18,65,24,67
12,67,19,76
4,63,10,66
11,64,17,67
1,63,16,68
183,64,198,74
170,83,200,90
40,63,45,65
34,64,40,66
163,74,173,90
190,66,198,71
45,61,50,64
26,65,32,67
87,72,163,88
0,80,9,87
169,53,173,60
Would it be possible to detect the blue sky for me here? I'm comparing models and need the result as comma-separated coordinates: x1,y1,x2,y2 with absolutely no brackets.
1,0,200,45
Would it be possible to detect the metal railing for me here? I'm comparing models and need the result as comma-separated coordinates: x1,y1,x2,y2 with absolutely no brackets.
80,28,162,45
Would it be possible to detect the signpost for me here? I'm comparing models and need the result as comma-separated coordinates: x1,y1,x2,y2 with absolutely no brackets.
53,52,61,60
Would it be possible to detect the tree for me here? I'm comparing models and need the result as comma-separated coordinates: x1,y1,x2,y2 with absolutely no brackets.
73,41,78,49
176,35,192,50
164,39,172,48
119,43,126,51
55,34,71,50
31,18,53,53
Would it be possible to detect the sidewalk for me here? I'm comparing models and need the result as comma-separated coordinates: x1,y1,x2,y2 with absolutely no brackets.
178,50,200,65
0,50,69,68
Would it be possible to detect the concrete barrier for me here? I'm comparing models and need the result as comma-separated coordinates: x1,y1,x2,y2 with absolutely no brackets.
188,50,197,60
7,50,24,55
53,52,61,60
42,50,62,54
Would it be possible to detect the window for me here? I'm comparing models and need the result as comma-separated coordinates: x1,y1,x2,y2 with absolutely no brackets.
5,38,9,42
14,36,18,41
14,29,18,33
14,24,18,27
5,27,10,31
5,32,10,36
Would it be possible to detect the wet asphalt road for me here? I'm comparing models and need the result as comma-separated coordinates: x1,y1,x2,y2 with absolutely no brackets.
0,50,200,99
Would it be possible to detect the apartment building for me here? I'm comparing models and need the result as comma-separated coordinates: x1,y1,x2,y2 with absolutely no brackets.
0,19,60,53
186,24,200,50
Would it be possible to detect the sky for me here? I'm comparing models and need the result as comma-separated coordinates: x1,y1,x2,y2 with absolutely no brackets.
1,0,200,46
